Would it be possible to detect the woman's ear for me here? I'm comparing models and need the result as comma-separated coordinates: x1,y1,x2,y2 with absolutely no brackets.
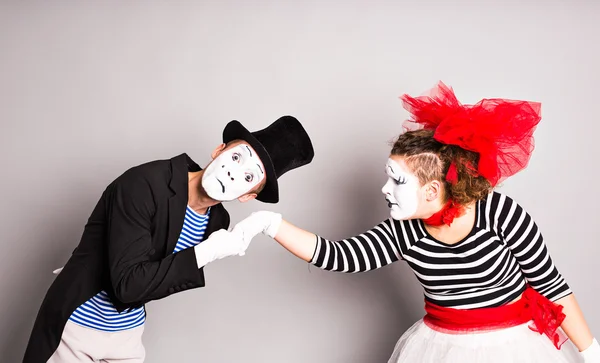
426,180,443,201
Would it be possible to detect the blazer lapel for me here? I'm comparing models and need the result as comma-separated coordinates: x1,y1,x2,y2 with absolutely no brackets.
165,153,231,253
165,154,189,255
203,203,230,240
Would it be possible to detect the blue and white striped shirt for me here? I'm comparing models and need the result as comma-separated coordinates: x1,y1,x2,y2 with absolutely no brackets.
68,206,210,332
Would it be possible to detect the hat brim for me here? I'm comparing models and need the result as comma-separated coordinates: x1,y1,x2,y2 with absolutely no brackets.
222,121,279,203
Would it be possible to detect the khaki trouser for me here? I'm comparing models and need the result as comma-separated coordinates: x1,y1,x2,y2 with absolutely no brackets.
47,321,145,363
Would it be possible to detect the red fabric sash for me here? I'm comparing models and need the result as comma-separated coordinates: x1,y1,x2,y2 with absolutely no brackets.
423,286,568,349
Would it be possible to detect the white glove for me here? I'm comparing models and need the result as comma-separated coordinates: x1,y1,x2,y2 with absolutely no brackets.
194,228,249,268
232,211,282,246
581,339,600,362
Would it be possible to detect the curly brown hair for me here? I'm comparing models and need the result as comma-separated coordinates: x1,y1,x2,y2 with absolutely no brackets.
390,129,492,205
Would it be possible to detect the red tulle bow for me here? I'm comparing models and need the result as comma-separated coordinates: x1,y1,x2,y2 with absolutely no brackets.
400,82,542,186
522,287,568,349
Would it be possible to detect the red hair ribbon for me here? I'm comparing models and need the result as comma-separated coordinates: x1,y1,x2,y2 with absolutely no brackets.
445,162,458,184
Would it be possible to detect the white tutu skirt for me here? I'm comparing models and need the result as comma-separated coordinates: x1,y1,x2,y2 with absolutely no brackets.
388,319,582,363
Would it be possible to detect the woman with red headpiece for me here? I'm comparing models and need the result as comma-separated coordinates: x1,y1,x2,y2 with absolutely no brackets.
234,82,599,362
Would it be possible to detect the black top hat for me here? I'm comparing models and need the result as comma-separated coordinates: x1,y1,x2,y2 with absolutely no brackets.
222,115,314,203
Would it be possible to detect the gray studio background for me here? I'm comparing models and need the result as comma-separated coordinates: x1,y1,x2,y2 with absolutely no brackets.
1,1,599,362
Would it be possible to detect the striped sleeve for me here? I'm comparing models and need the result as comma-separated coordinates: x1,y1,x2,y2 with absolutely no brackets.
497,194,572,301
309,219,403,273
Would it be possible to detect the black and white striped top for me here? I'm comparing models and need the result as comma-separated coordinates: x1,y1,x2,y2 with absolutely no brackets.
310,192,571,309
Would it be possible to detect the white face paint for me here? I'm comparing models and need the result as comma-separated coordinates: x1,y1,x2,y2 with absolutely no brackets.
201,143,266,201
381,158,421,220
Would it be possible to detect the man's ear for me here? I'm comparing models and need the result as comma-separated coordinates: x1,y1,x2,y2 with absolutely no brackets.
238,193,257,203
211,143,227,159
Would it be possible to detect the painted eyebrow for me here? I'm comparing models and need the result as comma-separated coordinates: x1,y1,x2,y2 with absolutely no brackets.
257,164,264,174
245,145,253,157
387,164,407,183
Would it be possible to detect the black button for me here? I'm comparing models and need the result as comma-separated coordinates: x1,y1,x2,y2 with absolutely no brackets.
168,287,175,293
174,286,181,292
186,283,194,288
180,285,187,290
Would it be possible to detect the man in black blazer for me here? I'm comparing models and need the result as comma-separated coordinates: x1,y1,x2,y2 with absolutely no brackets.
24,116,314,363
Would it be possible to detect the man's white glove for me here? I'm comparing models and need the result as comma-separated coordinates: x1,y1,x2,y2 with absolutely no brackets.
232,211,282,246
581,339,600,362
194,228,250,268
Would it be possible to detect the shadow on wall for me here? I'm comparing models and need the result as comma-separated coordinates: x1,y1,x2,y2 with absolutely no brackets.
306,168,424,361
0,180,100,361
346,178,425,358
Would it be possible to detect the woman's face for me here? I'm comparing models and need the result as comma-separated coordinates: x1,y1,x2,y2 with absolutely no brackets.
381,155,424,220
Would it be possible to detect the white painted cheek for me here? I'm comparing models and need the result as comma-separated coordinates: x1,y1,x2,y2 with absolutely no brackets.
224,175,255,199
222,165,263,200
222,186,247,200
202,156,220,178
201,176,222,201
201,153,240,201
394,183,418,218
201,159,221,199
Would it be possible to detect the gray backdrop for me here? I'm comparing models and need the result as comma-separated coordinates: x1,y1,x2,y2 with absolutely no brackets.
1,1,598,362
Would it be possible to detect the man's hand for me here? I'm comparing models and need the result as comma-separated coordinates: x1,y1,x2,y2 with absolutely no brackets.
234,213,318,262
193,228,250,268
232,211,282,246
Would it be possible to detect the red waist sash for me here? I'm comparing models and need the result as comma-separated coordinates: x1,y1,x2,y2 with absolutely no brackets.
423,286,568,349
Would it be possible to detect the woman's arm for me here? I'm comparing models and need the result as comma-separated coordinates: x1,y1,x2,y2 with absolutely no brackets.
555,294,595,351
497,194,598,357
233,211,404,273
272,219,318,262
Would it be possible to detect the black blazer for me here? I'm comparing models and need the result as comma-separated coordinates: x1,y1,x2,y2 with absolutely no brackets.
23,153,230,363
